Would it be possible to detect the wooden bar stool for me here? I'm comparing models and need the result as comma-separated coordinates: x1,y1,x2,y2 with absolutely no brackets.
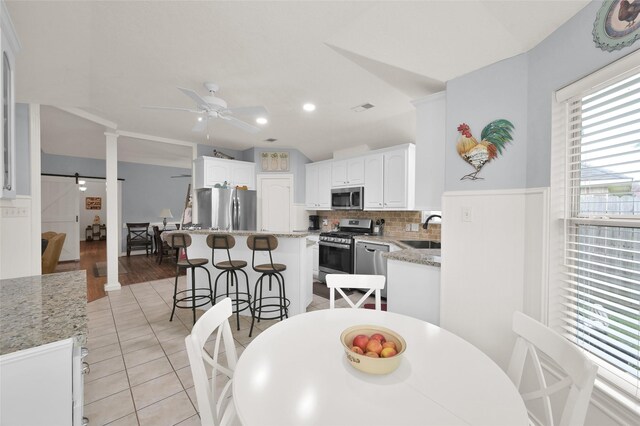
166,233,214,325
206,233,252,331
247,234,289,337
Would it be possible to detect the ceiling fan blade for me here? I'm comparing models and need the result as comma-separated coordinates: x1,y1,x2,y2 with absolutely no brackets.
171,174,192,178
226,105,269,117
177,87,211,109
222,116,261,133
192,118,207,132
142,105,201,113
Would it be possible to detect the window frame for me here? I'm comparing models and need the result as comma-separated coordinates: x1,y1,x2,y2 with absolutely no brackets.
550,56,640,413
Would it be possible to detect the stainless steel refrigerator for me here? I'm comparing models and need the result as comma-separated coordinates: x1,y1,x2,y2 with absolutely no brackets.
196,188,257,231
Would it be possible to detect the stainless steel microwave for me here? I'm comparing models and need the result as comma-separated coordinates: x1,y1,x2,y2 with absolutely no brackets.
331,186,364,210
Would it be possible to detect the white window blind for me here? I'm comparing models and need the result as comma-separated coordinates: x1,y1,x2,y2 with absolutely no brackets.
562,70,640,400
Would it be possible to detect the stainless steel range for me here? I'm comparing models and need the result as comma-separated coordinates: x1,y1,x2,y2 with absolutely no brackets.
318,218,372,282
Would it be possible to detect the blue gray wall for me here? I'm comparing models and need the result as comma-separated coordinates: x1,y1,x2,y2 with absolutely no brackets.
15,103,30,195
41,152,191,251
444,0,640,190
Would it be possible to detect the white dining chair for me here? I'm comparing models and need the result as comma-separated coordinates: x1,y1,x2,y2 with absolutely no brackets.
507,311,597,426
185,297,238,426
326,274,385,310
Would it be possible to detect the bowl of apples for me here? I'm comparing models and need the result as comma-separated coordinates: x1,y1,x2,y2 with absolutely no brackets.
340,325,406,375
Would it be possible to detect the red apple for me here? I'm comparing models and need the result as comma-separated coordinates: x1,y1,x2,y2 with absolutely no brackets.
370,333,386,344
365,339,383,355
382,341,397,351
365,351,379,358
352,334,369,352
380,347,397,358
351,346,364,355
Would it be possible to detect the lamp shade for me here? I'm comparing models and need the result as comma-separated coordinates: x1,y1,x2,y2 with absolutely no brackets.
159,208,173,219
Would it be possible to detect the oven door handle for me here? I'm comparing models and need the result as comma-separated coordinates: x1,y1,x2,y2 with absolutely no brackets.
319,241,351,250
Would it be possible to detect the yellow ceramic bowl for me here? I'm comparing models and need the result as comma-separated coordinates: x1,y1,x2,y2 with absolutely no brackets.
340,325,407,375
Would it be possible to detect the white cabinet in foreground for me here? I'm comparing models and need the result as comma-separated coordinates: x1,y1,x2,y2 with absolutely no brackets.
386,259,440,325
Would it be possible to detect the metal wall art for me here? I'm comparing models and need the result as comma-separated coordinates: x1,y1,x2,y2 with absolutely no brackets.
456,119,514,180
593,0,640,51
260,152,290,172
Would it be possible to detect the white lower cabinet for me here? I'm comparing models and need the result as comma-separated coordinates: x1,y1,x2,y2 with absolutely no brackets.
0,338,85,425
386,260,440,325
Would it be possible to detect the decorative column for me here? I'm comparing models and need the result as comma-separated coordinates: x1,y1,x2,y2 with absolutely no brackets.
104,132,121,291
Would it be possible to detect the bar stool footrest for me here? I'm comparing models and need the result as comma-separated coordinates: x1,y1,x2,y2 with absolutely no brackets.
214,293,252,314
174,288,214,310
251,297,290,320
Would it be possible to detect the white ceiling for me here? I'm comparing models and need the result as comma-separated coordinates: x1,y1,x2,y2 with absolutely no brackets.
8,0,589,165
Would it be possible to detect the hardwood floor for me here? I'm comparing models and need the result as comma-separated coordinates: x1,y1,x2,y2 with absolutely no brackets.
56,240,183,303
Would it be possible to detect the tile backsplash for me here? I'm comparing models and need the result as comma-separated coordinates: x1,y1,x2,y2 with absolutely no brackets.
317,210,441,241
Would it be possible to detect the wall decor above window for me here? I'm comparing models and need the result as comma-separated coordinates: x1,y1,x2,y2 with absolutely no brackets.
260,151,289,172
456,119,514,181
593,0,640,52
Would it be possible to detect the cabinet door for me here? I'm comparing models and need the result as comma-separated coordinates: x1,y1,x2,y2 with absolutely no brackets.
383,149,408,209
317,162,332,209
231,162,255,189
305,163,319,208
347,157,365,185
364,154,384,209
205,159,231,187
331,160,348,187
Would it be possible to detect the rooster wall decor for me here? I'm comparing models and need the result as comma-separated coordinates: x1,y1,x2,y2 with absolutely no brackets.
456,119,514,181
593,0,640,52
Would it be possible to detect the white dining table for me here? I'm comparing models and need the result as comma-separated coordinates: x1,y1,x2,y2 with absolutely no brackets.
232,309,528,426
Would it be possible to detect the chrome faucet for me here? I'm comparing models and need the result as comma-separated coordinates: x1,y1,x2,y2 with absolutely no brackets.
423,214,441,230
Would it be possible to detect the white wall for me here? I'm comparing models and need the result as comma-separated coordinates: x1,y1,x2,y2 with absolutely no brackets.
79,180,106,241
440,189,547,369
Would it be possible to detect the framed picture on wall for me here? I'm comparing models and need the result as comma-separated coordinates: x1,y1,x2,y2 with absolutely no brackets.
260,152,289,172
86,197,102,210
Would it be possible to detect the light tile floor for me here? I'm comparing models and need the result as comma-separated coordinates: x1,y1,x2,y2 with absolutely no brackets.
84,277,370,425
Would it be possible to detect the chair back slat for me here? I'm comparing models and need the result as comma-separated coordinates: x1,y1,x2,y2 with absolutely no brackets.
507,311,597,426
185,298,238,426
326,274,385,310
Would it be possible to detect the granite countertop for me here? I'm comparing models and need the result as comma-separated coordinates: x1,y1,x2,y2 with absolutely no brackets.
164,229,310,238
353,235,442,267
0,270,87,355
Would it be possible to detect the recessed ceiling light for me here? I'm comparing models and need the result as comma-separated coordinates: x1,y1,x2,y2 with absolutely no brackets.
303,103,316,112
256,117,268,125
197,116,203,122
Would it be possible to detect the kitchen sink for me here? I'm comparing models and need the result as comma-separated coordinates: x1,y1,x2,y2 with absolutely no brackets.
399,240,441,249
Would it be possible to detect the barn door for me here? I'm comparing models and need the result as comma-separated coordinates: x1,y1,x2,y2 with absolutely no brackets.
41,176,80,261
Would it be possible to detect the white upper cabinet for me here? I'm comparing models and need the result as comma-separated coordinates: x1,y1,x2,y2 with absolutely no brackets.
306,144,415,211
383,148,412,209
364,154,384,209
364,145,415,210
305,162,331,210
194,156,256,190
331,157,364,187
0,4,19,200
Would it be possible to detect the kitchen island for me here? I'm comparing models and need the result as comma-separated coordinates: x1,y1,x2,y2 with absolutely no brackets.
0,270,88,425
163,230,313,316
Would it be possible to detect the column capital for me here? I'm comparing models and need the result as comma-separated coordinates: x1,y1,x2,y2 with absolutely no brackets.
104,131,120,138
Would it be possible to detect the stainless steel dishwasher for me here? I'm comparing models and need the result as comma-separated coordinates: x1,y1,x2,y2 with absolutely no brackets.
355,241,390,298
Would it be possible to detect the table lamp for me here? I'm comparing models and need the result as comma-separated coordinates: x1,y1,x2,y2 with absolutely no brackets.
159,208,173,229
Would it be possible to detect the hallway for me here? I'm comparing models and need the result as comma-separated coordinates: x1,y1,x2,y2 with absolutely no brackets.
56,240,181,302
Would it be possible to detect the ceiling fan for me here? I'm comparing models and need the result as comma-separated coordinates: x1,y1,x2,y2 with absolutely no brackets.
143,82,268,134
